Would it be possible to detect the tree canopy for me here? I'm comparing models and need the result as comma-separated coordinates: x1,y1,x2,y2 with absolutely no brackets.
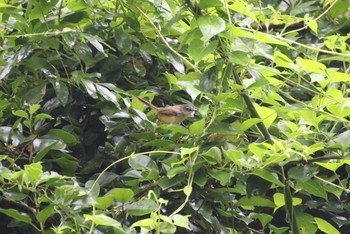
0,0,350,233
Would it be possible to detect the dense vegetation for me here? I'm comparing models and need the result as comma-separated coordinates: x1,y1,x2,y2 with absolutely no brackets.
0,0,350,233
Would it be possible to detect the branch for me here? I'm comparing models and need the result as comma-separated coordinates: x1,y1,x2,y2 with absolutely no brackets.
232,67,274,144
287,154,344,166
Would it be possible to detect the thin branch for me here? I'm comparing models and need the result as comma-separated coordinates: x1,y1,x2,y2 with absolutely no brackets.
244,27,350,58
133,2,200,73
232,67,274,144
287,154,344,165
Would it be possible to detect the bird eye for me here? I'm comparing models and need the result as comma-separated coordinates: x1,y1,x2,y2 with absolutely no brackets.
185,106,195,111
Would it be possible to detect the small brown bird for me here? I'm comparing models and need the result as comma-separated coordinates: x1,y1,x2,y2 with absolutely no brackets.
134,96,196,124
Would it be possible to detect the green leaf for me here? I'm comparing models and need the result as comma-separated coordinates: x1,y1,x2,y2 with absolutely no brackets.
36,204,55,223
250,213,273,227
208,169,231,186
229,51,251,65
253,104,277,129
184,185,192,196
327,69,350,83
288,165,318,181
112,188,134,203
253,168,284,186
230,0,257,22
198,0,223,8
199,67,218,92
131,218,154,228
201,147,222,164
33,138,66,162
166,52,184,73
167,166,188,178
180,147,198,157
81,79,98,98
247,175,271,197
172,214,190,229
273,193,302,212
95,84,118,105
161,124,191,135
189,118,206,135
247,77,269,90
237,196,275,209
23,162,43,186
84,214,122,228
83,34,104,53
296,57,326,74
224,149,243,168
12,110,28,119
297,180,327,200
96,188,134,209
29,104,41,115
127,198,157,216
299,110,319,130
188,39,218,63
114,29,132,54
307,19,318,35
273,51,298,70
255,32,291,47
128,155,152,169
296,212,318,234
0,126,12,142
197,15,226,42
176,80,201,101
315,162,344,172
0,208,32,224
3,191,27,201
239,118,261,131
34,113,54,122
48,129,79,146
193,169,208,187
54,81,69,105
314,217,340,234
329,130,350,149
85,180,100,198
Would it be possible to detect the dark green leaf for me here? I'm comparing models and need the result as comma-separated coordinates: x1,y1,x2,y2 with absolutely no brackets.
0,208,32,224
127,198,157,216
114,29,132,54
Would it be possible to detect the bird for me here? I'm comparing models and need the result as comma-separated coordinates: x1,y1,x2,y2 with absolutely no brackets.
133,95,196,124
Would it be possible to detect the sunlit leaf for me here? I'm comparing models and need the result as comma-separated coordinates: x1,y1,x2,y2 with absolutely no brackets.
253,104,277,129
314,217,340,234
84,214,122,228
297,180,327,199
172,214,190,229
253,168,284,186
188,39,218,63
197,15,226,42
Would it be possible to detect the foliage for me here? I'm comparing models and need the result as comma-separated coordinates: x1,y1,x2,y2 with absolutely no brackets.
0,0,350,233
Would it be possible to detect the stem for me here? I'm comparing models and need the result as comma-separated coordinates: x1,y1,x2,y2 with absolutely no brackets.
133,2,200,73
232,67,274,144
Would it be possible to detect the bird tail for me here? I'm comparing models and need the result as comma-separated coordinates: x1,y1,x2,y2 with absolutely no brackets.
133,95,158,110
